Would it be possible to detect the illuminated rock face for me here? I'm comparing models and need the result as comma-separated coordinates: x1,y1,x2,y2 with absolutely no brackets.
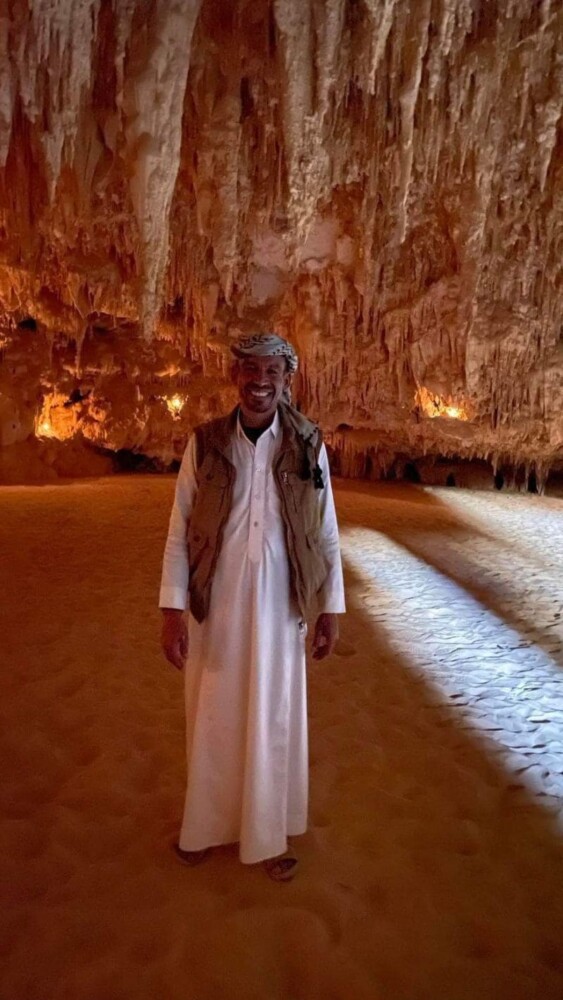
0,1,562,483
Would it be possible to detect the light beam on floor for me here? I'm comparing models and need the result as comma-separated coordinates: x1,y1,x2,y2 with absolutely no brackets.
342,525,563,817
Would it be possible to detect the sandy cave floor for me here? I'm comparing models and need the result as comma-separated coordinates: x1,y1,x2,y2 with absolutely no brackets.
1,478,563,1000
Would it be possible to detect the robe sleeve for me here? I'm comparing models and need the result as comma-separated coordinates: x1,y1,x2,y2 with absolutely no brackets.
158,434,198,610
316,442,346,614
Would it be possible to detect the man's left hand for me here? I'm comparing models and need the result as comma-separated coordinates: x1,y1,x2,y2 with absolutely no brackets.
312,613,339,660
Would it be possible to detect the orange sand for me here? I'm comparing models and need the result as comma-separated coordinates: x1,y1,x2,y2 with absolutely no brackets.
2,478,563,999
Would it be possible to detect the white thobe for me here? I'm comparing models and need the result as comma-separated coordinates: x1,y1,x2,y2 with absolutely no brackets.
159,411,345,864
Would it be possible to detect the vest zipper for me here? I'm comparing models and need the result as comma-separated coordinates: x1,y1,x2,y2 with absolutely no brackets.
274,457,304,617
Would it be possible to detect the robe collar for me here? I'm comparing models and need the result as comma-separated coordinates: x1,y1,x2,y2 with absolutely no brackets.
236,408,280,443
211,403,318,458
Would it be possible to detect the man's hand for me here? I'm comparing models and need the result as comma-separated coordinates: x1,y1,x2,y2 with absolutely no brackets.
312,613,339,660
161,609,188,671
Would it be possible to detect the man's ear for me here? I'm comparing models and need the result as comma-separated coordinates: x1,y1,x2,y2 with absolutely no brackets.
230,361,239,385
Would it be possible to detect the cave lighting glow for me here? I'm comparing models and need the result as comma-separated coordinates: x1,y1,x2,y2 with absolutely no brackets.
342,524,563,811
36,419,55,438
34,392,79,441
415,386,471,421
163,394,186,417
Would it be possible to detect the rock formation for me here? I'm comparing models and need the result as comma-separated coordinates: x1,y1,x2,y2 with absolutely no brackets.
0,0,561,487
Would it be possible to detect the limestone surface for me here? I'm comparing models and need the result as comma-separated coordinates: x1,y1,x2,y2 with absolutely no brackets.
0,2,562,480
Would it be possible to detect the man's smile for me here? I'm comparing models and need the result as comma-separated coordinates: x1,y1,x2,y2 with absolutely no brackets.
246,387,274,401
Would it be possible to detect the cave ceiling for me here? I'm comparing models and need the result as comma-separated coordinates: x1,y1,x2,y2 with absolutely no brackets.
0,0,562,481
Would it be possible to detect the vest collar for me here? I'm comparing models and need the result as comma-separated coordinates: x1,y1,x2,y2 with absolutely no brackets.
211,406,239,456
277,402,319,453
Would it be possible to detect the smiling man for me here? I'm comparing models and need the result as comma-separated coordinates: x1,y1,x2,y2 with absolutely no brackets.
159,332,345,880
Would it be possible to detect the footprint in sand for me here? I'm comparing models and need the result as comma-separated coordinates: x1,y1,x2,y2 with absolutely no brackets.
334,640,357,658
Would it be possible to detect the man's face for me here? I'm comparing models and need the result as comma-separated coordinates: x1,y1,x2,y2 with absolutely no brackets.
232,355,291,426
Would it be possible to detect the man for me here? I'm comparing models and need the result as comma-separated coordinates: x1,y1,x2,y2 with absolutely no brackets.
159,333,345,880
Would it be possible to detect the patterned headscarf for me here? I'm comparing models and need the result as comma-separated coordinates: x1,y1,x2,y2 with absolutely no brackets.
230,333,299,374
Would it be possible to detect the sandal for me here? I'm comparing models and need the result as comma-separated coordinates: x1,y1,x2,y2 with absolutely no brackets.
263,853,299,882
173,843,210,867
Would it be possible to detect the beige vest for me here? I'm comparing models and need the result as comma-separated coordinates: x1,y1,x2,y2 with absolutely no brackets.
186,404,328,623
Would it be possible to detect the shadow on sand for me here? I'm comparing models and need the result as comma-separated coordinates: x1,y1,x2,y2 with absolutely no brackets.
304,537,563,999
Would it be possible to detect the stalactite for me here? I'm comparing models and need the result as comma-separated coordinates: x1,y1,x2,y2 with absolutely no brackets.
0,13,13,167
362,0,397,95
122,0,202,337
395,0,431,244
13,0,101,188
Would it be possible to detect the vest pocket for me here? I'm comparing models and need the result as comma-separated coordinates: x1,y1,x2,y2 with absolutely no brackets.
305,528,320,549
188,529,210,572
188,479,230,575
305,530,328,592
285,471,306,514
198,454,230,489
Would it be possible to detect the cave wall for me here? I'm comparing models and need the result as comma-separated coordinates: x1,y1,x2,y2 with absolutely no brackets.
0,0,562,483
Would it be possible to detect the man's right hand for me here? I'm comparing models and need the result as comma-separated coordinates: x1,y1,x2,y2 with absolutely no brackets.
161,609,188,671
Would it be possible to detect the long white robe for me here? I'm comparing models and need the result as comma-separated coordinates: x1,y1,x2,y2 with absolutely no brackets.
159,411,345,863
